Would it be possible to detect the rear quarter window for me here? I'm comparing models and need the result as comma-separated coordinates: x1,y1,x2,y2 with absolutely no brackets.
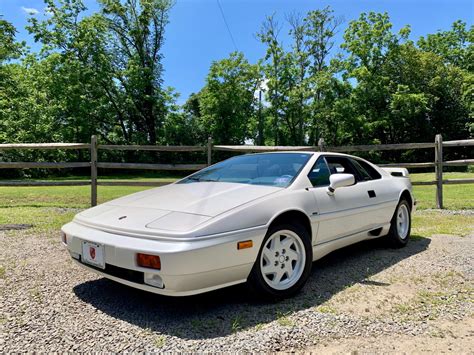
352,159,382,180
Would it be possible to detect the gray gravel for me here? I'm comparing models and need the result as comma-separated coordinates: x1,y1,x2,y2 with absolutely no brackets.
1,223,473,352
424,208,474,216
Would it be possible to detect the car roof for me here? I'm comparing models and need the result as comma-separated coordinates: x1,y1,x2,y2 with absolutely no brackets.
243,151,351,157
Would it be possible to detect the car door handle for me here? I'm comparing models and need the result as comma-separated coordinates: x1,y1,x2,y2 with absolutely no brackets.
368,190,376,198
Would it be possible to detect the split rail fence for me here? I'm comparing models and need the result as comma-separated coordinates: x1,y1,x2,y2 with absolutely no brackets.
0,134,472,209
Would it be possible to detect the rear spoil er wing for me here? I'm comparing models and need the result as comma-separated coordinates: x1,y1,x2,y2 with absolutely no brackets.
381,167,410,177
381,167,416,212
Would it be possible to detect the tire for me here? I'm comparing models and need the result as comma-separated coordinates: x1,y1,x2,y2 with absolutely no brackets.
386,198,412,248
248,223,312,299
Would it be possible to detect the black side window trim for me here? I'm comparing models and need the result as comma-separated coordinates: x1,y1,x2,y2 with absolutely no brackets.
347,158,369,182
350,158,382,182
307,156,331,188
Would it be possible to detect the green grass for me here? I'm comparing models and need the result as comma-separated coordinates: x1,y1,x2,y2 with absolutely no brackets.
411,172,474,210
0,185,150,208
0,172,180,208
153,335,166,348
412,211,473,237
276,311,294,327
0,207,78,233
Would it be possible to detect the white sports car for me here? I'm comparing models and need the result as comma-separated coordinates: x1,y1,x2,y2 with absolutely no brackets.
62,152,415,298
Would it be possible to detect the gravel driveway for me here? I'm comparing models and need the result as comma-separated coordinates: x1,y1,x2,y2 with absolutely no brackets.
1,219,473,352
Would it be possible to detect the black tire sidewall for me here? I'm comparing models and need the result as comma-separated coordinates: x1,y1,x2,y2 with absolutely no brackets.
249,223,313,299
388,199,411,247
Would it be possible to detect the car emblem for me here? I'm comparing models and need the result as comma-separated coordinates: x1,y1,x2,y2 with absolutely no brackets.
89,246,96,260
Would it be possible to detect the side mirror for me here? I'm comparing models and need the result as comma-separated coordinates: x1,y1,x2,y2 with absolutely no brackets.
327,173,355,195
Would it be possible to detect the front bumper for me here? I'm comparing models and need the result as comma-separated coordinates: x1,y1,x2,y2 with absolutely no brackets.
62,222,266,296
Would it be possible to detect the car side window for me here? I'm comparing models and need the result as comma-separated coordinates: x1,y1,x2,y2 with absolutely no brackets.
350,158,382,181
325,156,360,178
350,159,372,181
308,157,331,187
358,159,382,180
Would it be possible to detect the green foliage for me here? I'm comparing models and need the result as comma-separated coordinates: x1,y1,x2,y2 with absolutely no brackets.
0,4,471,166
0,17,23,62
418,20,473,71
23,0,175,145
198,52,261,144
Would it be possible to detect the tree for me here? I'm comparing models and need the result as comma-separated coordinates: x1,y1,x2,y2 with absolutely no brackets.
162,90,206,146
341,12,470,149
418,20,473,72
304,7,343,144
340,12,411,144
100,0,174,144
199,52,262,144
257,15,286,145
0,17,23,63
257,8,343,145
27,0,175,145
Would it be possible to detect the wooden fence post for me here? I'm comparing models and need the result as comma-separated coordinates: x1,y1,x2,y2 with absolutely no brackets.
435,133,443,209
207,137,213,166
318,138,325,152
91,135,98,207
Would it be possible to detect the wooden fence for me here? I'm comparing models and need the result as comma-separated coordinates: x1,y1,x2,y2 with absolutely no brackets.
0,134,472,209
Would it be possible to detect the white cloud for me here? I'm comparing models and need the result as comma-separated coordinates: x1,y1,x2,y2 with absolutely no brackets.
21,6,39,15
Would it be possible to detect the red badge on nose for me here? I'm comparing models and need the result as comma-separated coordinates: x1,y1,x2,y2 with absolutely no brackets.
89,246,96,260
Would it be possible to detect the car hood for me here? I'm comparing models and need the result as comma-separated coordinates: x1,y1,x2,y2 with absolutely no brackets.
74,182,281,236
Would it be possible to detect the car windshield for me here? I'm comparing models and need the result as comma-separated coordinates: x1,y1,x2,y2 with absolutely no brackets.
179,153,312,188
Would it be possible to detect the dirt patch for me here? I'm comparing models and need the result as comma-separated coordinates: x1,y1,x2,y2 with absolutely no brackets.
309,318,474,354
0,224,33,231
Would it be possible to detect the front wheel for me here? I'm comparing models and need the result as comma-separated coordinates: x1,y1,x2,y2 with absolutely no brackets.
249,223,312,299
386,198,411,248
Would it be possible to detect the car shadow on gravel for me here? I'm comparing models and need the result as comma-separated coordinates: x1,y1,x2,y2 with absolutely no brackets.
73,237,430,340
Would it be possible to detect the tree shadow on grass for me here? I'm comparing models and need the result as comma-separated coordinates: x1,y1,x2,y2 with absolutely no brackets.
73,236,430,340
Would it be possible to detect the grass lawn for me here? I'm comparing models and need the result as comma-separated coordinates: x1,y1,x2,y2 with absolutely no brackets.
411,172,474,210
0,172,472,235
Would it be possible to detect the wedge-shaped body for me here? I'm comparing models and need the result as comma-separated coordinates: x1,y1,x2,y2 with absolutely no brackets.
62,152,415,298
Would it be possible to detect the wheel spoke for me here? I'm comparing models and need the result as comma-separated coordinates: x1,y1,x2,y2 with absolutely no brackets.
262,248,273,263
274,235,282,250
262,263,276,275
281,236,294,249
273,268,284,284
286,248,299,261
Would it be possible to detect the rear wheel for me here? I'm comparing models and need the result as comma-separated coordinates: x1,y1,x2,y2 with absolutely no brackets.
249,223,312,299
386,198,411,248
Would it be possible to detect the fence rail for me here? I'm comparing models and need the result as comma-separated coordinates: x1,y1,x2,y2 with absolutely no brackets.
0,134,472,208
96,162,207,171
0,143,91,150
98,144,205,152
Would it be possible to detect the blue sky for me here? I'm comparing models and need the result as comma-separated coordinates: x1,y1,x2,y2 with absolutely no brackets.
1,0,473,103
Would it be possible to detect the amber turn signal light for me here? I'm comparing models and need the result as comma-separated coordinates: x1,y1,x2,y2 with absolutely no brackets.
136,253,161,270
237,240,253,250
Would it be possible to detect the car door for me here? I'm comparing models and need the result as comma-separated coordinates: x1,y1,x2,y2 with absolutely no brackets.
349,157,399,226
307,156,379,245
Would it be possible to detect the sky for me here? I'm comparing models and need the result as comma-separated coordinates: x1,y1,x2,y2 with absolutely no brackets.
1,0,473,103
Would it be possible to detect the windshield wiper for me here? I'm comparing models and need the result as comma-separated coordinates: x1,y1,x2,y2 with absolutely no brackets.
187,176,218,182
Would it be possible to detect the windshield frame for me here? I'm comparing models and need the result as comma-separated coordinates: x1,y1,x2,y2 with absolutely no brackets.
177,152,313,188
